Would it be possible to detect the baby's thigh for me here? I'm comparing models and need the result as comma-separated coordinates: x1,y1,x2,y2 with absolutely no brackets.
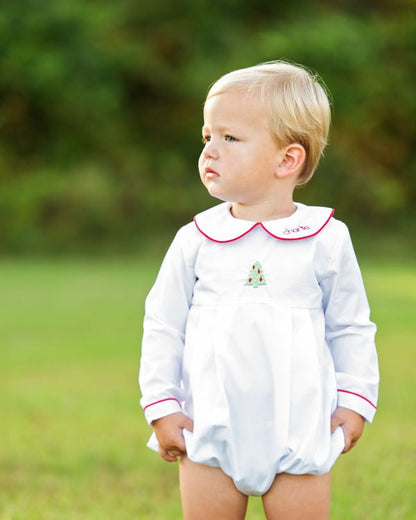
179,456,248,520
262,472,331,520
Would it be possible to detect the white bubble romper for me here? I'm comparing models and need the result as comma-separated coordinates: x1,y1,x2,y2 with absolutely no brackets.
139,203,379,496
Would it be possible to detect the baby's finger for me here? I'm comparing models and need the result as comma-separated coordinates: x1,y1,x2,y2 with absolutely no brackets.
171,431,187,453
330,415,342,433
343,431,361,453
159,447,180,463
341,428,352,453
167,448,182,458
342,440,352,453
182,416,194,432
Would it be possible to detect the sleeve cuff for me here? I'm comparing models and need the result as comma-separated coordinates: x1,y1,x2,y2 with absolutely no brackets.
337,389,377,423
143,398,183,425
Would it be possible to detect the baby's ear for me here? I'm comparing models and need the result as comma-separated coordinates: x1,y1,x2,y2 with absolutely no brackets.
276,143,306,179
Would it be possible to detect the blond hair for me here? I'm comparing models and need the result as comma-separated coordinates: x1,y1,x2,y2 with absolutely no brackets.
206,61,331,185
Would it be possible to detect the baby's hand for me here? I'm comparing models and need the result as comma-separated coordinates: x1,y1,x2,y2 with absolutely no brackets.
331,406,365,453
152,412,194,462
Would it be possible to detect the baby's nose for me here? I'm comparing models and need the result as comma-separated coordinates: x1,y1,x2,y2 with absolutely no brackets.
203,141,219,159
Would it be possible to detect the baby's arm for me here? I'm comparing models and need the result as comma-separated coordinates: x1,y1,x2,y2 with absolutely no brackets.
139,226,198,452
330,407,365,453
152,412,194,462
320,223,379,441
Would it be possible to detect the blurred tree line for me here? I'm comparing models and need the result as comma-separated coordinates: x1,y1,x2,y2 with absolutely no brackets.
1,0,415,253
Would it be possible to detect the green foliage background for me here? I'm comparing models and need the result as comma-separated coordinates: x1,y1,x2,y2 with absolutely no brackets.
1,0,415,253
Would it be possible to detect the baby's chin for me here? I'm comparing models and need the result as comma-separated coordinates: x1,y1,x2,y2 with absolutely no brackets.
204,188,232,204
202,180,223,199
200,177,243,205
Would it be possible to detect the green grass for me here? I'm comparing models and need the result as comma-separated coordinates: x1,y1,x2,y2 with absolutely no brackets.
1,256,415,519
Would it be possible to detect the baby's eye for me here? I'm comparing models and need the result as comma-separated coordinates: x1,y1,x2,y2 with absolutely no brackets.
201,135,211,144
224,135,237,142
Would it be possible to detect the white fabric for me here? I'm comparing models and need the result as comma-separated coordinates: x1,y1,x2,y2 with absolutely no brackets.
194,201,334,241
139,202,379,496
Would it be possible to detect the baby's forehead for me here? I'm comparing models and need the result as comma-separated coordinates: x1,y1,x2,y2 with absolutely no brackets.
203,90,270,129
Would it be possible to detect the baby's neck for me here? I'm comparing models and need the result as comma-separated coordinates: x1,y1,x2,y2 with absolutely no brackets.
231,199,297,222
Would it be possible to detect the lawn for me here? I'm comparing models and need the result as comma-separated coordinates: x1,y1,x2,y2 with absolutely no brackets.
1,254,415,519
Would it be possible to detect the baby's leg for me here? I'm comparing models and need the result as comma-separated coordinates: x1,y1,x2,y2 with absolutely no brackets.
179,456,248,520
262,472,331,520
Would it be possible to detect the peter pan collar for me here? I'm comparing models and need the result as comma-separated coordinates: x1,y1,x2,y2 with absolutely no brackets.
193,202,334,242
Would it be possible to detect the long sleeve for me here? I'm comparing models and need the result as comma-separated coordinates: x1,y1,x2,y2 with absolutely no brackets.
139,226,197,425
320,223,379,422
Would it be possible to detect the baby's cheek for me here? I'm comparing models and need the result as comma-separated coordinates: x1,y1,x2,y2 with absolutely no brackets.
198,150,205,165
198,155,205,177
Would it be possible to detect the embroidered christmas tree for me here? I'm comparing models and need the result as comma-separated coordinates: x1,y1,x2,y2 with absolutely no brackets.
244,261,266,288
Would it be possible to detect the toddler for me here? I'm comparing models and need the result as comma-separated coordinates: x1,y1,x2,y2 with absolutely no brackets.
139,61,379,519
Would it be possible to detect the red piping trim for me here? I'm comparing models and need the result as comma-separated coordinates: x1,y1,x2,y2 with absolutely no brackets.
143,397,181,412
337,389,377,410
260,209,335,241
193,209,335,243
193,216,260,243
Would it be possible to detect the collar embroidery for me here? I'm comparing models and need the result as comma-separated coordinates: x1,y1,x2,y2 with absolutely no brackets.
193,202,334,243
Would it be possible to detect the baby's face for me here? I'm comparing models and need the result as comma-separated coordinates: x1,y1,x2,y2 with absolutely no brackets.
199,89,284,206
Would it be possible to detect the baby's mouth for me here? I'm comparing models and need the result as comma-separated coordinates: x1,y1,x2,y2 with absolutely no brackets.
205,167,219,179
